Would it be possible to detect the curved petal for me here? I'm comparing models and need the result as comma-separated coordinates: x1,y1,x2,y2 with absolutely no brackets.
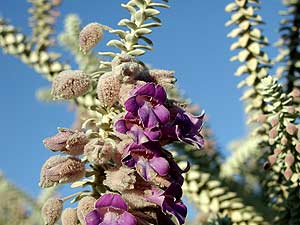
149,156,169,176
153,104,170,124
154,85,167,104
136,157,156,180
114,119,129,134
128,125,149,144
162,200,187,225
117,212,137,225
85,210,102,225
144,128,161,142
138,103,159,128
95,194,128,211
135,83,155,97
125,96,139,113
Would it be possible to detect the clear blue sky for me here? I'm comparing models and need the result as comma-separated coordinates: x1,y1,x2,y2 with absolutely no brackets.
0,0,282,199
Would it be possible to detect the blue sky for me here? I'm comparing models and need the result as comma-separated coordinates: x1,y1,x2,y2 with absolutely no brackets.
0,0,282,200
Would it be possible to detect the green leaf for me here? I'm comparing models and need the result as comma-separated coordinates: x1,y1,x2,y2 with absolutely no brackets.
141,22,161,28
98,52,117,57
121,3,136,14
145,8,160,17
107,40,127,51
110,29,127,39
140,36,153,46
248,42,260,55
118,19,137,30
132,44,152,50
135,28,152,36
152,16,162,23
135,9,145,26
149,3,170,8
128,49,145,56
133,0,146,9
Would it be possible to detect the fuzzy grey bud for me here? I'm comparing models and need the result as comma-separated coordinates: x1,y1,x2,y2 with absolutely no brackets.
103,167,136,192
77,196,96,225
42,198,63,225
43,128,88,155
39,155,85,188
79,23,103,53
52,70,91,99
96,73,120,108
62,208,78,225
83,139,115,165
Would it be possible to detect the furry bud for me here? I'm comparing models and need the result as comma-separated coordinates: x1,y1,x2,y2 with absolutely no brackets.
286,122,297,135
77,196,96,225
285,153,295,166
257,114,267,123
96,73,120,108
268,154,277,166
84,139,114,165
39,156,85,188
284,167,293,180
295,142,300,153
274,148,282,156
52,70,91,99
62,208,78,225
42,198,63,225
103,167,136,192
281,136,288,145
43,128,88,155
269,127,278,139
79,23,103,53
148,69,176,89
270,116,279,127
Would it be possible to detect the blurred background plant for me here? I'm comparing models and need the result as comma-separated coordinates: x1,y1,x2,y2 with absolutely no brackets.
1,0,300,225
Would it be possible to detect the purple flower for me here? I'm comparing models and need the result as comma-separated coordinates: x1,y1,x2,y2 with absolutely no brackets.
122,142,170,181
168,111,205,149
145,183,187,225
85,193,137,225
115,115,161,144
124,83,170,128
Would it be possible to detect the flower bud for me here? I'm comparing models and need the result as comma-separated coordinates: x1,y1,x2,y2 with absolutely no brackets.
286,122,297,135
42,198,63,225
270,116,279,127
52,70,91,99
77,196,96,225
285,153,295,166
256,114,267,123
295,142,300,153
268,127,278,139
274,148,282,156
84,139,114,165
39,156,85,188
281,136,288,145
284,167,293,180
62,208,78,225
289,88,300,98
96,72,120,108
103,167,136,192
268,154,277,166
148,69,176,89
79,23,103,53
43,128,88,155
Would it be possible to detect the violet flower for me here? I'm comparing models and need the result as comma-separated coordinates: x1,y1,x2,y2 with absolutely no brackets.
122,142,170,181
145,183,187,225
124,83,170,128
85,193,137,225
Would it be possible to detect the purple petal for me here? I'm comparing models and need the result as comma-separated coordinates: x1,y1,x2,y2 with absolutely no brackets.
95,194,128,211
164,183,183,200
144,128,161,142
138,103,159,128
162,200,187,225
86,210,102,225
149,156,169,176
154,85,167,104
136,157,156,180
117,212,137,225
125,96,139,113
135,83,155,97
115,119,129,134
128,125,149,144
153,104,170,124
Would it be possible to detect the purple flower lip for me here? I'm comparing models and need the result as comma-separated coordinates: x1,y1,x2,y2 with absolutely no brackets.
173,111,205,149
145,183,187,225
122,143,170,180
85,193,137,225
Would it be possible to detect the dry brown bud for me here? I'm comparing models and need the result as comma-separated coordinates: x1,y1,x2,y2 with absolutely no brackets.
43,128,88,155
62,208,78,225
270,116,279,127
84,139,115,165
287,106,295,114
274,148,282,156
96,72,120,108
52,70,91,99
103,167,136,192
284,167,293,180
39,156,85,188
111,53,136,68
257,114,267,123
79,23,103,53
289,88,300,98
286,122,297,135
77,196,96,225
113,62,145,79
285,153,295,166
42,198,63,225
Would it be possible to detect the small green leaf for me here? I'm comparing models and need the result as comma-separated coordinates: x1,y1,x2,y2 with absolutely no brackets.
121,3,136,14
135,28,152,35
118,19,137,30
149,3,170,8
98,52,117,57
141,22,161,28
132,44,152,50
140,36,153,46
133,0,146,9
152,16,162,23
110,29,127,39
135,9,145,26
145,8,160,17
128,49,145,56
107,40,127,51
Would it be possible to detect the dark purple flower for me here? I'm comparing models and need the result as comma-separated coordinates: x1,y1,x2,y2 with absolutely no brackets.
145,183,187,225
85,193,137,225
124,83,170,128
171,111,205,149
122,142,170,181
